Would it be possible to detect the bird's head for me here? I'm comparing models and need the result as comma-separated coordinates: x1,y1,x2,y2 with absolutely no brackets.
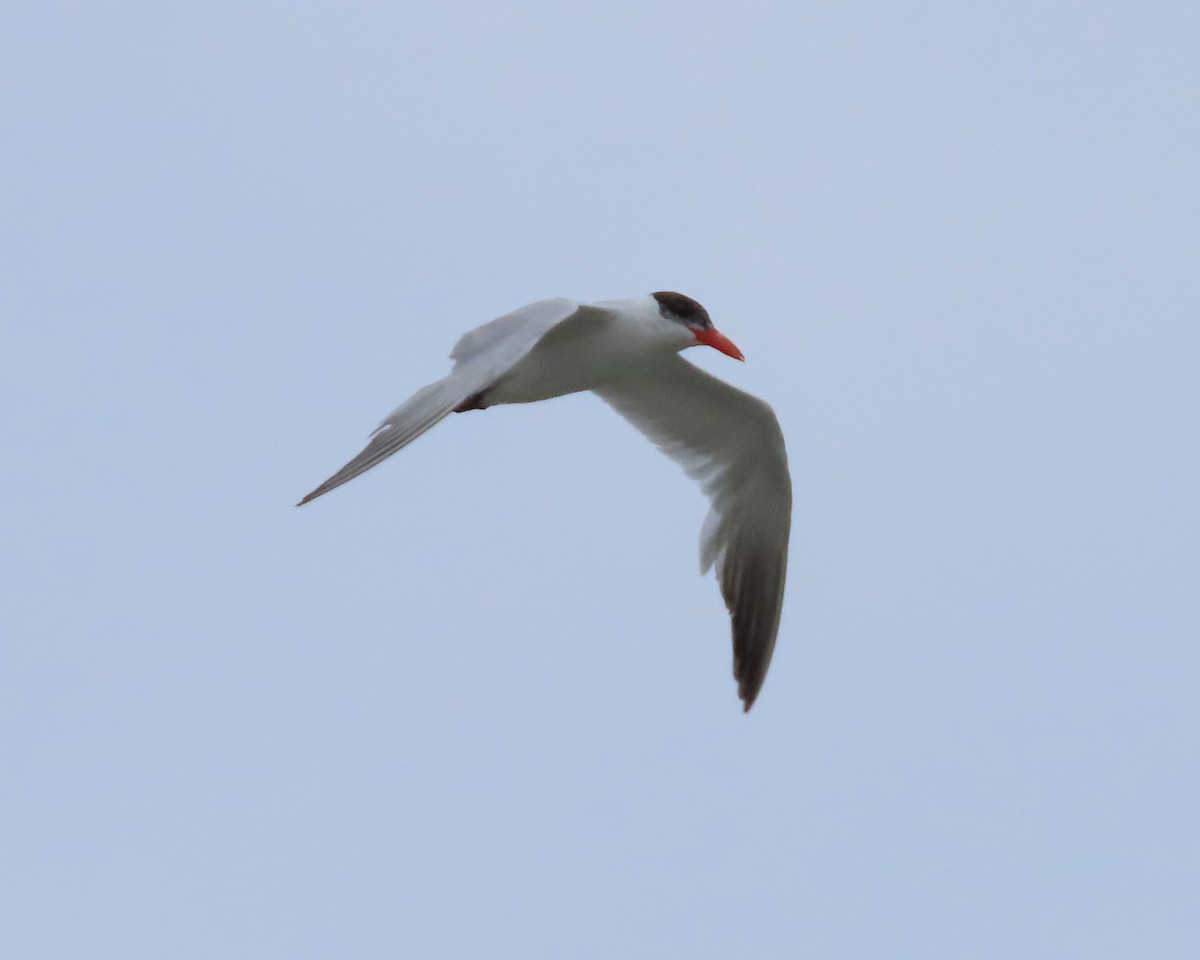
652,291,744,361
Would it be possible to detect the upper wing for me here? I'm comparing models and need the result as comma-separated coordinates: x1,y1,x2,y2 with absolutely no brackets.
297,298,584,505
448,297,583,374
594,355,792,711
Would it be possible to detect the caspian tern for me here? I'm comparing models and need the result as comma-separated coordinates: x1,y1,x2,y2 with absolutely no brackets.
299,292,792,710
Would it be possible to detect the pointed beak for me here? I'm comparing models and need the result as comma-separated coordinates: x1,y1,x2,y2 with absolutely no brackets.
691,325,745,361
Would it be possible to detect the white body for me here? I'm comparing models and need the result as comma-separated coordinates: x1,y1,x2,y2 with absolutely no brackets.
460,297,696,404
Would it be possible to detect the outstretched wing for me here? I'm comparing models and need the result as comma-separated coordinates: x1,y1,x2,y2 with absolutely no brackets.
594,355,792,711
298,298,584,505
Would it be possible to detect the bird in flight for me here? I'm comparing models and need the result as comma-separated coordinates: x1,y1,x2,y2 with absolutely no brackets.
299,292,792,710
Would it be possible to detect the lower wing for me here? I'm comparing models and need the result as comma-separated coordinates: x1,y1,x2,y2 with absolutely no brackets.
594,355,792,710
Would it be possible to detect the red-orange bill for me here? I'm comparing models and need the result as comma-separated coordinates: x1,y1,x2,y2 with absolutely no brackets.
692,326,745,361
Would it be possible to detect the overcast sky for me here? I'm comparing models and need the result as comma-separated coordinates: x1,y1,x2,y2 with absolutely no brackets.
3,2,1198,957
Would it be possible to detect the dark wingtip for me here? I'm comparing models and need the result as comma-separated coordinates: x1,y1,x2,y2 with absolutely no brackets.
735,656,767,713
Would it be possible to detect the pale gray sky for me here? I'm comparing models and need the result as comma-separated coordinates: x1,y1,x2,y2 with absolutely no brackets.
3,2,1198,957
